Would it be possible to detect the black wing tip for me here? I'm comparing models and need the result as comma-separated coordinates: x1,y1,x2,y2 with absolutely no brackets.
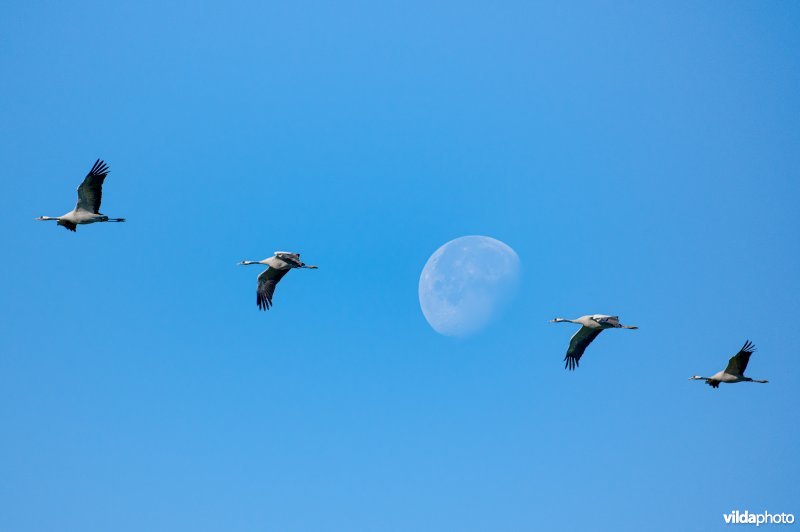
741,340,756,354
89,158,110,177
256,297,270,310
256,290,272,310
564,354,579,371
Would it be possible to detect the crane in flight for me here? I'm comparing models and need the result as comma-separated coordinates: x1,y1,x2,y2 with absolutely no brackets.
689,340,768,388
238,252,318,310
550,314,638,370
36,159,126,231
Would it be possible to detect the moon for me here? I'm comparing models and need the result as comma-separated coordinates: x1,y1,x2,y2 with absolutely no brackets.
419,235,521,337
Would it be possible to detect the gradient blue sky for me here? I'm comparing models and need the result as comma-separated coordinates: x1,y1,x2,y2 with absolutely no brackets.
2,1,799,530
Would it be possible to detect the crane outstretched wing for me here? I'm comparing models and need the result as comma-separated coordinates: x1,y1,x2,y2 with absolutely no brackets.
75,159,109,213
256,267,290,310
724,340,756,376
564,327,603,370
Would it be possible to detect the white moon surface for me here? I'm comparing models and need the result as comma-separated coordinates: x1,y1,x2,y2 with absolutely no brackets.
419,235,521,337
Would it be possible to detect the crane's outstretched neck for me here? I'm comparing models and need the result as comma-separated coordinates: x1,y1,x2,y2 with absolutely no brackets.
550,318,576,324
36,216,58,221
752,379,769,384
304,265,319,269
107,218,126,222
620,324,638,329
238,260,260,266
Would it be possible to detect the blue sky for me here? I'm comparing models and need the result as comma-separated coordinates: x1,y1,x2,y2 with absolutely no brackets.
1,1,799,530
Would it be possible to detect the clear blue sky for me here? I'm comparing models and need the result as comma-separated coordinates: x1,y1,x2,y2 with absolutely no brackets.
1,1,798,530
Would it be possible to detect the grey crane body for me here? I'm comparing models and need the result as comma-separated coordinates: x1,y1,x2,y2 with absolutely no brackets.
689,340,768,388
238,251,318,311
550,314,638,370
36,159,126,231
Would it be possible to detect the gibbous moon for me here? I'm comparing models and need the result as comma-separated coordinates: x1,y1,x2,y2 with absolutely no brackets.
419,235,521,337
